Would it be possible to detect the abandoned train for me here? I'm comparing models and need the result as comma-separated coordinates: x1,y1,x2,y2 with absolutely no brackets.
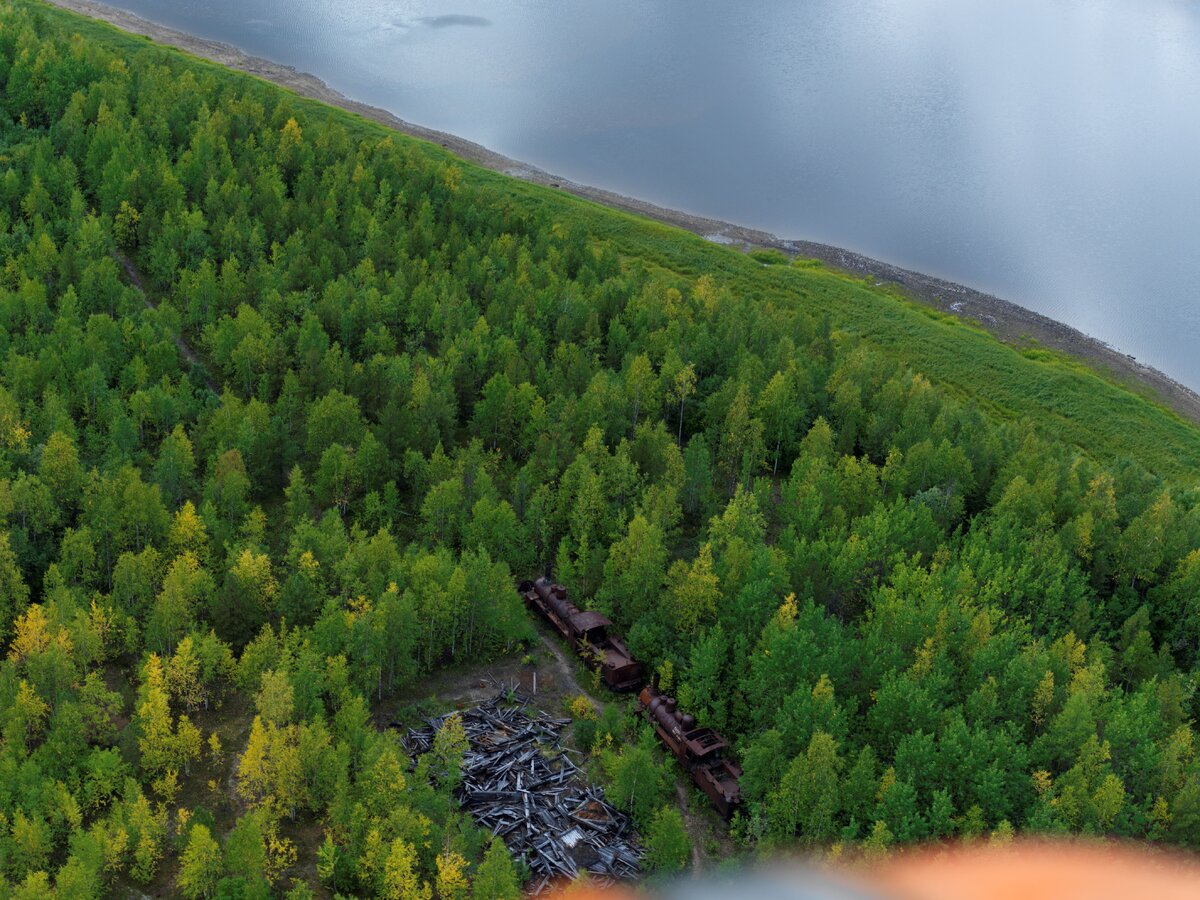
518,576,742,817
638,682,743,817
518,577,643,691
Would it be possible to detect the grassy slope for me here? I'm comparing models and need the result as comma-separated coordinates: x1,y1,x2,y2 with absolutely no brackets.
36,1,1200,479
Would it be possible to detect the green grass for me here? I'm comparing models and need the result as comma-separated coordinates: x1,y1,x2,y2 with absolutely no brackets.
496,186,1200,477
748,247,790,266
35,1,1200,479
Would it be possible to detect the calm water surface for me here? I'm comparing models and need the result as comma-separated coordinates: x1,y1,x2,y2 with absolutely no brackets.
105,0,1200,388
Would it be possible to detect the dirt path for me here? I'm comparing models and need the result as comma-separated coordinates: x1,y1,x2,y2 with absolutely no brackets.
676,779,705,877
115,251,219,394
43,0,1200,425
521,623,737,869
531,622,589,700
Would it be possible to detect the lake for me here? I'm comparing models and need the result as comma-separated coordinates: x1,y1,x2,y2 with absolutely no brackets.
100,0,1200,389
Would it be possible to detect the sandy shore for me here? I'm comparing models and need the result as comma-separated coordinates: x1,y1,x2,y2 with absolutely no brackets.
43,0,1200,425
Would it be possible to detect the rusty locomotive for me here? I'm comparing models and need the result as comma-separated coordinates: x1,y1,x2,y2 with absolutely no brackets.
638,682,742,817
518,576,643,692
518,576,742,817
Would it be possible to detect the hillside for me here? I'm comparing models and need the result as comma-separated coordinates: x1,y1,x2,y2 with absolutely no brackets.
3,1,1200,896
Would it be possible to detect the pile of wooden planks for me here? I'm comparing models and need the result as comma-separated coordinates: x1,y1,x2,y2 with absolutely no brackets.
401,692,641,891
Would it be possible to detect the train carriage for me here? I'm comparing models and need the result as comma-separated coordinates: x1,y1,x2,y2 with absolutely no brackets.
638,682,742,818
518,577,643,692
518,575,742,816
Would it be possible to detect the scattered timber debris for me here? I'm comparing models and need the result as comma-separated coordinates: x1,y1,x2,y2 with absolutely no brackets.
400,691,641,893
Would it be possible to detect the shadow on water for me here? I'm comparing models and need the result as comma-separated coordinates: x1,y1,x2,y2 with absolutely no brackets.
417,14,490,28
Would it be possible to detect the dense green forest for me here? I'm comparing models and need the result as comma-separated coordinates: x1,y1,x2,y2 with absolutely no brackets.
4,0,1200,895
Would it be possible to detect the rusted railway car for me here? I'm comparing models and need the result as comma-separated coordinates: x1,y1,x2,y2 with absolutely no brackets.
518,577,643,692
518,575,743,816
638,682,742,818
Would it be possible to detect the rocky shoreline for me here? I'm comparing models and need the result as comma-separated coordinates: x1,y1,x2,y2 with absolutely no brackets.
43,0,1200,425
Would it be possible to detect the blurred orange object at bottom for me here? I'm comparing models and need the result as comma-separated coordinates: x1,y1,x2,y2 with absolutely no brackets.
869,840,1200,900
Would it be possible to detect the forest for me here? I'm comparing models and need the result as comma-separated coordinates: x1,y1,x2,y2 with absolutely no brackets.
3,0,1200,896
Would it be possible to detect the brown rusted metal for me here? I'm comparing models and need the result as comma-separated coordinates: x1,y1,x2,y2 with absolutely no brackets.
518,577,643,692
517,576,742,817
638,682,743,818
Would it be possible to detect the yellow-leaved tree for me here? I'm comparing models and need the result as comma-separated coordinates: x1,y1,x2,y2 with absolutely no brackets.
665,543,720,635
382,838,430,900
435,849,469,900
